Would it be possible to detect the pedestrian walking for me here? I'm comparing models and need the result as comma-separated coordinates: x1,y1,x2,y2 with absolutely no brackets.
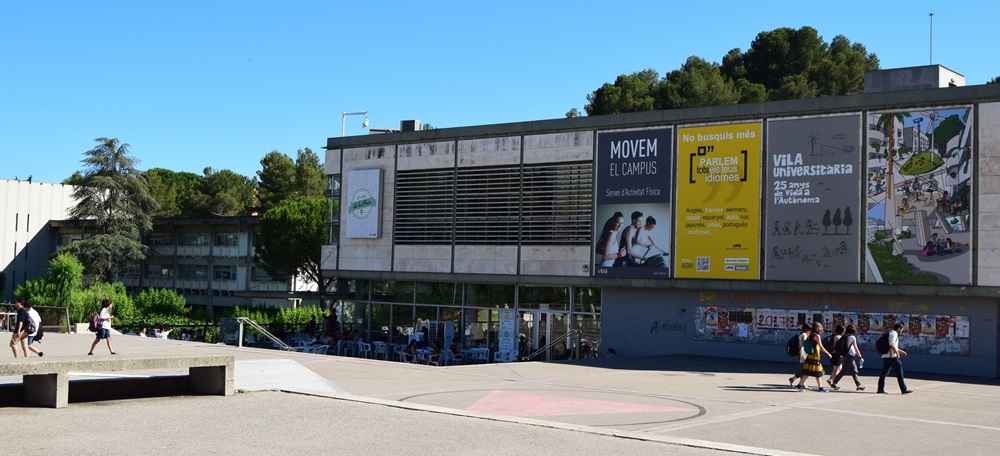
877,322,913,394
795,322,832,392
8,298,29,358
88,299,117,355
830,324,864,391
826,324,845,387
787,323,811,388
25,301,44,357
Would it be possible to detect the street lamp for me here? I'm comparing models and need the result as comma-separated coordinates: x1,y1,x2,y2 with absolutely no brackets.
342,111,369,137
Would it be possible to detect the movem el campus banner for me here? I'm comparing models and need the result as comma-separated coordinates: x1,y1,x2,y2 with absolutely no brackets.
764,115,862,282
674,122,761,279
594,127,672,278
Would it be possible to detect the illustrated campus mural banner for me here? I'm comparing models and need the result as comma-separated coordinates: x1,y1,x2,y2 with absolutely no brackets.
594,127,672,278
764,115,862,282
865,106,973,285
675,122,761,279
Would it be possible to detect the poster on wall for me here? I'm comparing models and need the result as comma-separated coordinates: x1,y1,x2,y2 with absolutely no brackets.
764,115,862,282
675,122,761,279
345,168,382,239
694,305,971,356
594,127,673,278
865,107,973,285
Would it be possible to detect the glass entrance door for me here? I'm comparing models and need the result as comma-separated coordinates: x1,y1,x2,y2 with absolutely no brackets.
517,310,570,361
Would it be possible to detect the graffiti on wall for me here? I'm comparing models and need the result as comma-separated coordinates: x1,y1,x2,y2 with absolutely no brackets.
694,305,970,356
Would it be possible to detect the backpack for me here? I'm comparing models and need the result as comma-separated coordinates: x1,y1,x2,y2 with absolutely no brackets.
88,313,101,332
25,316,37,334
875,332,891,354
834,335,850,356
822,334,836,353
785,334,800,357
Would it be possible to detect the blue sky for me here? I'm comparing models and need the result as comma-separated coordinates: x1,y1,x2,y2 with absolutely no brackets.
2,1,994,184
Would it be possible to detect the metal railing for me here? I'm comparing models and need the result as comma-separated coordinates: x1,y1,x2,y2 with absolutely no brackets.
230,317,292,351
522,329,582,361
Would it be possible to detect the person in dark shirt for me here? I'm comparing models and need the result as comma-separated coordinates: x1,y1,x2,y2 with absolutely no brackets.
8,298,30,358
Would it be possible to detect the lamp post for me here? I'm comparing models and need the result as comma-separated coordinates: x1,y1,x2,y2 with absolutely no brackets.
342,111,369,137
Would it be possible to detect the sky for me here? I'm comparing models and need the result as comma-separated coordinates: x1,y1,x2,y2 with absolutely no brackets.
2,0,995,185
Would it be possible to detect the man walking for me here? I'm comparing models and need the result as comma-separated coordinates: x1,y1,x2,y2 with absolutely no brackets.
8,298,29,357
25,302,44,357
878,322,914,394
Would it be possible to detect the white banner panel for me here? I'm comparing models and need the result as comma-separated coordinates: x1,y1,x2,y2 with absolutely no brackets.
345,168,381,239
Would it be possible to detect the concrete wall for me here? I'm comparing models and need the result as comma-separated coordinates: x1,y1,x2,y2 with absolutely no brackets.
978,102,1000,285
601,287,999,377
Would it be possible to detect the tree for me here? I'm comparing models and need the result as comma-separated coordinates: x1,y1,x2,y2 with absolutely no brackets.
200,167,256,216
294,148,326,200
585,69,661,115
987,76,999,84
66,137,158,283
583,27,878,115
660,57,740,109
48,252,84,307
256,151,297,214
254,197,331,290
565,108,582,118
134,288,189,317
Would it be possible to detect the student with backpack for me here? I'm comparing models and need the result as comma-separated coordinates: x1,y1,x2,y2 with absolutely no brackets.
794,322,833,392
825,325,845,388
830,324,865,391
877,322,913,394
88,299,117,355
25,302,44,357
787,323,812,388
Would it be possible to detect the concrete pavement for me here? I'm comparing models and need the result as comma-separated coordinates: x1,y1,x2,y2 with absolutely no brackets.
3,332,998,455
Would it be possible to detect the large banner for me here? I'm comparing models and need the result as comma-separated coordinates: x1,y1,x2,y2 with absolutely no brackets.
675,122,761,279
765,115,862,282
594,127,672,278
345,168,382,239
865,107,973,285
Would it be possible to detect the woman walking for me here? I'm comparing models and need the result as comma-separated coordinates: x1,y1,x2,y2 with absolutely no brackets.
831,324,866,391
795,322,832,392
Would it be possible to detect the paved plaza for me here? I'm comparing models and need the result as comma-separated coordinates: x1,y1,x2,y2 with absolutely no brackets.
2,333,998,455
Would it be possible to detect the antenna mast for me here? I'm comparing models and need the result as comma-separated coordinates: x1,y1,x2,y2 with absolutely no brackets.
929,12,934,64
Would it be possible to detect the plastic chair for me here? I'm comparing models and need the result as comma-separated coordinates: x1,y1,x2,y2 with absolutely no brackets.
357,342,372,359
393,345,408,362
373,341,389,360
312,345,330,355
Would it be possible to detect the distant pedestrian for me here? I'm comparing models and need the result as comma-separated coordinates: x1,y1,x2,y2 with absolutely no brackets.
877,323,913,394
831,324,864,391
826,324,845,387
787,323,811,388
25,302,44,357
8,298,29,358
795,322,832,392
88,299,116,355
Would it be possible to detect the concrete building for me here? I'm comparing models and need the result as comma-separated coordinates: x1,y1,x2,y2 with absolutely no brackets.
50,216,308,316
321,67,1000,377
0,178,76,302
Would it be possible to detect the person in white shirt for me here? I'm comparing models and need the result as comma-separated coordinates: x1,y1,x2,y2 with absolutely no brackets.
877,323,913,394
25,302,44,357
88,299,116,355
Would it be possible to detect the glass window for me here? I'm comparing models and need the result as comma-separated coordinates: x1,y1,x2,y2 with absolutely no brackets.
390,304,414,345
518,286,569,311
214,233,239,247
177,264,208,280
213,265,236,281
574,287,602,314
179,233,209,246
371,281,413,303
369,303,391,343
124,263,141,277
145,264,174,278
464,283,514,308
415,282,461,305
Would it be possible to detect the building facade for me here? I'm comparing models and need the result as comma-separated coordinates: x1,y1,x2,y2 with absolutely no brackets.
322,71,1000,377
51,216,305,316
0,179,76,302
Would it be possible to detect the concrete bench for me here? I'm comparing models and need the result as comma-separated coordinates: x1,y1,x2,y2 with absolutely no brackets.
0,355,234,408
